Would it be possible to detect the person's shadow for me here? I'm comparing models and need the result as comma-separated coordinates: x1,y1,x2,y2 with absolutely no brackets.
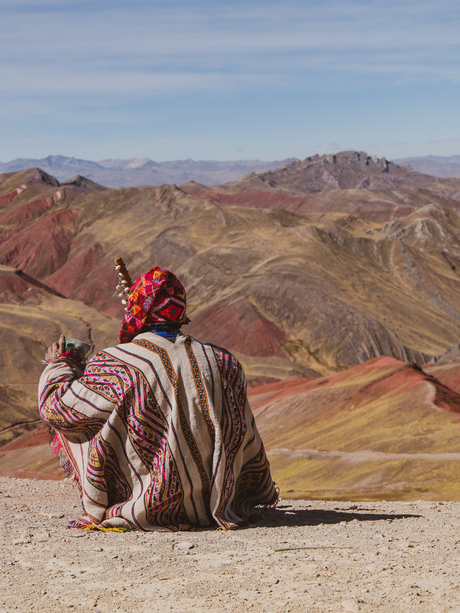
256,503,420,527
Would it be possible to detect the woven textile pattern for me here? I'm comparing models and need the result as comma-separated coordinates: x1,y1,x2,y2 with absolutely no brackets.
119,266,189,344
39,332,277,531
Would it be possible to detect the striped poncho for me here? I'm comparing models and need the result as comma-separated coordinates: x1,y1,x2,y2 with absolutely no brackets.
39,332,277,531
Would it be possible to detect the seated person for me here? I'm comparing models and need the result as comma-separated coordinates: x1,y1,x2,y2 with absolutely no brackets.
39,265,277,531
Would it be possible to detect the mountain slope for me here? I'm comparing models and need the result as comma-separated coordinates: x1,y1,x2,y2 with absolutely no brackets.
3,158,460,498
250,356,460,500
3,164,460,386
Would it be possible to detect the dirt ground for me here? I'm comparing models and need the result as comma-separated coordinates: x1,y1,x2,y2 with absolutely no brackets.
1,476,460,613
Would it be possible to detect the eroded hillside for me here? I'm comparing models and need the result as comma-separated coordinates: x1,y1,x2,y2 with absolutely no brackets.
3,154,460,499
250,357,460,501
2,160,460,386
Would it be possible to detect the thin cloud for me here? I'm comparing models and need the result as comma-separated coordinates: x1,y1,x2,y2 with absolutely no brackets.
1,0,460,160
0,67,285,96
362,141,409,149
429,138,460,144
1,0,459,89
4,11,459,57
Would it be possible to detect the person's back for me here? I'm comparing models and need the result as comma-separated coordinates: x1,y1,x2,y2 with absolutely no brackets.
39,266,277,531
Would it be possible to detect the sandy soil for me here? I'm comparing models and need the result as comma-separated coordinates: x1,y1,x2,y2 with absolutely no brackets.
1,476,460,613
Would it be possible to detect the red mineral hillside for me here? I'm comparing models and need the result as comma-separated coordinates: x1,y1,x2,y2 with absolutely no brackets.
0,422,61,480
250,356,460,501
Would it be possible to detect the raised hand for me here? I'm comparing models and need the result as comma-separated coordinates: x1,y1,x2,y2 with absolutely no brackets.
45,335,66,363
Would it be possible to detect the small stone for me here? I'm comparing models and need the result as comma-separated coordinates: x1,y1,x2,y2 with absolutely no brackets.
341,598,360,612
262,577,279,586
175,542,194,550
12,538,30,545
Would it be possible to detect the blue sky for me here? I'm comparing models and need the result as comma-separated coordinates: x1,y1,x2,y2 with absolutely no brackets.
1,0,459,162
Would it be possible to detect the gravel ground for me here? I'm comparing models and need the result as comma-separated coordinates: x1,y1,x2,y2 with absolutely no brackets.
1,476,460,613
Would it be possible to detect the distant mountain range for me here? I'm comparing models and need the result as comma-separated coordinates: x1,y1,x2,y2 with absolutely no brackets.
0,155,295,188
394,155,460,178
0,154,459,188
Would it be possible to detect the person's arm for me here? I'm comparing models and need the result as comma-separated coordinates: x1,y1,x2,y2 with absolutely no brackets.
39,336,120,436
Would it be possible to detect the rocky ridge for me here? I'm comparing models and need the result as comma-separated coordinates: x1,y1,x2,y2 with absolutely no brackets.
181,150,460,221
